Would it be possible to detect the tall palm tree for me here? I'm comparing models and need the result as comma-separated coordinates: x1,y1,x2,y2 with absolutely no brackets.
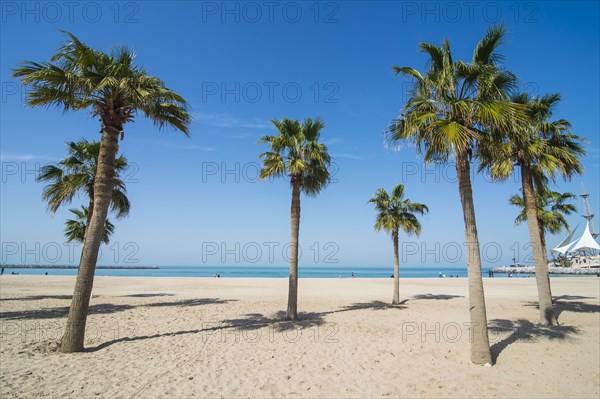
479,93,584,325
369,184,428,305
387,25,525,365
65,206,115,244
259,117,331,320
509,188,577,261
13,32,191,352
37,139,130,223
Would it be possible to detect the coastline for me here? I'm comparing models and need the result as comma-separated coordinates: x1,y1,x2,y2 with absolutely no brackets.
0,265,471,278
6,264,599,278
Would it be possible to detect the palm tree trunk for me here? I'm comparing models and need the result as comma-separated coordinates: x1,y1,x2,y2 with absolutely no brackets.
392,229,400,305
455,149,492,365
83,197,95,243
538,225,547,261
286,176,301,320
86,191,95,225
538,222,553,302
75,197,96,267
521,165,557,325
60,124,120,352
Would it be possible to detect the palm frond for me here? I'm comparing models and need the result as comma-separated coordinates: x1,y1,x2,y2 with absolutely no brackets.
37,139,131,219
473,24,506,65
369,184,428,236
258,118,331,195
509,187,576,234
64,206,114,244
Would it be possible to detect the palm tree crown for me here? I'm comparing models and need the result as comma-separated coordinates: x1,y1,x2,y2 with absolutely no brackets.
369,184,428,236
510,189,577,235
386,24,524,161
259,117,331,194
12,31,190,136
37,139,130,217
479,92,585,183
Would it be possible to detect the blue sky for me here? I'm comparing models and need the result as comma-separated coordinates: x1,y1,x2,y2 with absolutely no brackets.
1,1,598,268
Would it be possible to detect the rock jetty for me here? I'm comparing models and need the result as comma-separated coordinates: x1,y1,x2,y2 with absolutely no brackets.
490,266,599,275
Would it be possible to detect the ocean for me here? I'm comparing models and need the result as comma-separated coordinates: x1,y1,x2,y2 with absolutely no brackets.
1,265,506,278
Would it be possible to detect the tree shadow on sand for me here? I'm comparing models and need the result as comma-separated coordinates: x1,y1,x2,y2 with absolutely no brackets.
411,294,463,301
222,310,326,331
0,298,236,321
143,298,233,308
522,295,600,319
0,303,135,320
324,300,406,314
89,300,404,351
89,310,325,351
488,318,580,364
90,325,222,351
2,293,179,301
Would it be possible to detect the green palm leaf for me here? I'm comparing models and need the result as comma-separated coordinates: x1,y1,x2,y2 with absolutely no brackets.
368,184,428,236
65,206,114,244
36,139,130,219
259,117,331,196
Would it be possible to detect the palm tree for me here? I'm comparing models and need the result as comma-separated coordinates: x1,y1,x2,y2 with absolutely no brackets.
509,188,577,262
369,184,428,305
65,206,115,244
259,117,331,320
37,139,130,224
480,93,584,325
13,32,191,352
387,25,525,365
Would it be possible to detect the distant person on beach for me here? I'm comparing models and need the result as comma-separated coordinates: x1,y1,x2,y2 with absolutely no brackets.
1,267,4,275
351,272,355,278
45,272,48,275
217,274,220,278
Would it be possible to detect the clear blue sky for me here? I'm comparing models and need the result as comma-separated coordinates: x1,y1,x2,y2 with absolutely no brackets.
1,1,598,268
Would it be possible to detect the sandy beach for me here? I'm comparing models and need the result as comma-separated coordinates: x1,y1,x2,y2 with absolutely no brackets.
0,276,598,398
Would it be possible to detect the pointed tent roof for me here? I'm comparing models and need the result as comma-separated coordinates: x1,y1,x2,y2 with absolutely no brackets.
552,223,580,255
567,221,600,253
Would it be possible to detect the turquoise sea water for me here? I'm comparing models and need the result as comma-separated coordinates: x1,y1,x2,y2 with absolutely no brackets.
0,265,515,278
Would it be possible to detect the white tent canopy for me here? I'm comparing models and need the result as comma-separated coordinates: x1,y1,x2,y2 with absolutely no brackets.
567,221,600,253
552,223,579,255
552,221,600,255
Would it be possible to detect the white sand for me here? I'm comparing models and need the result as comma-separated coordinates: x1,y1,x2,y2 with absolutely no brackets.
1,276,599,398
